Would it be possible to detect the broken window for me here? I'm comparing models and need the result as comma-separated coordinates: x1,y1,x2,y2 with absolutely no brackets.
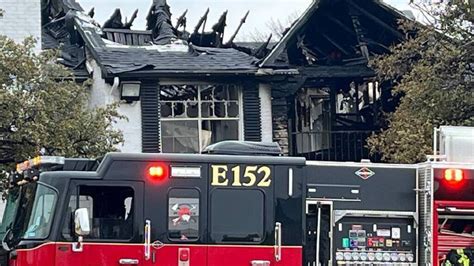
160,84,241,153
295,88,331,154
336,81,365,114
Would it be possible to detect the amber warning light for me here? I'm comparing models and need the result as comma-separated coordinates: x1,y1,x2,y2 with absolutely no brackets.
148,164,168,182
444,169,464,183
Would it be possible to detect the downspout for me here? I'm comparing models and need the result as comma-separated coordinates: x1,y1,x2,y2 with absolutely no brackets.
109,76,120,95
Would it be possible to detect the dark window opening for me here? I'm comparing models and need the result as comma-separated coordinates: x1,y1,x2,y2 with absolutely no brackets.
62,186,134,241
168,189,200,241
210,189,264,243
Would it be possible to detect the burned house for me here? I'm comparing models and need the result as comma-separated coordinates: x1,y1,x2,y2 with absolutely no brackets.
40,0,411,161
259,0,410,161
42,0,267,154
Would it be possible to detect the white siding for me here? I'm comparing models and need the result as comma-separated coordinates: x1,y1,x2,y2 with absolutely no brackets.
0,0,42,52
87,59,142,153
259,83,273,142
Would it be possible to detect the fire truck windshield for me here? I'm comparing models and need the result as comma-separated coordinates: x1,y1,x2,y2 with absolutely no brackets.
0,182,57,250
0,187,21,242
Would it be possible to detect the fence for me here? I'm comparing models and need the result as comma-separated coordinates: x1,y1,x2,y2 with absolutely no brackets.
291,130,376,162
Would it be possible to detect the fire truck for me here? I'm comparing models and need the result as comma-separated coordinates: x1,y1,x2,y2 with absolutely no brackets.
418,126,474,265
0,140,419,266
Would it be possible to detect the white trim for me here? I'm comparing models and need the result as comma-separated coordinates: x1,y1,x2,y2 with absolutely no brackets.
306,160,418,169
425,161,474,170
259,83,273,142
288,168,293,197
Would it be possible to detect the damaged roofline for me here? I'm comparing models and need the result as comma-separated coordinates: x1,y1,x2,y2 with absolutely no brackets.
259,0,321,67
106,69,259,79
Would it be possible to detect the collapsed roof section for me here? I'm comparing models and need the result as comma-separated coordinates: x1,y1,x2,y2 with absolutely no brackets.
41,0,413,80
41,0,260,80
260,0,412,73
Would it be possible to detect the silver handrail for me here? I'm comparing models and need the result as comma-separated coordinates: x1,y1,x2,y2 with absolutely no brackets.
274,222,282,262
145,220,151,260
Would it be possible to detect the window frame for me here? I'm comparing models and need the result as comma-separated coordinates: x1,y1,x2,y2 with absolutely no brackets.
209,188,266,244
60,181,142,243
159,82,244,153
21,182,58,241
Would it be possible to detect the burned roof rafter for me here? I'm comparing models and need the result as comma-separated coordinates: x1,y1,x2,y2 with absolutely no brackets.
103,8,138,29
226,10,250,46
346,0,404,40
261,0,411,67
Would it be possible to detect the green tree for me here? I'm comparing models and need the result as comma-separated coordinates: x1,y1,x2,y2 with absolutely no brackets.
367,1,474,163
0,36,124,171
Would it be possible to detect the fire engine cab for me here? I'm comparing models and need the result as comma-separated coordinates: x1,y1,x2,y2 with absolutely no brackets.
0,142,307,266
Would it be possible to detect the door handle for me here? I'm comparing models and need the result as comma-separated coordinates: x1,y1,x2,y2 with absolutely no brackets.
119,258,139,265
274,222,282,262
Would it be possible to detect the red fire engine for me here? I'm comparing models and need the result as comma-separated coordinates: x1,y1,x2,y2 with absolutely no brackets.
0,137,425,266
419,126,474,265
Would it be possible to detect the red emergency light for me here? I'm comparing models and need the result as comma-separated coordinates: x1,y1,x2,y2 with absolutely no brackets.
444,169,464,183
147,163,168,182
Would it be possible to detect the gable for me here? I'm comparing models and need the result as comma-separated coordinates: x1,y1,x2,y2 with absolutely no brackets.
261,0,410,67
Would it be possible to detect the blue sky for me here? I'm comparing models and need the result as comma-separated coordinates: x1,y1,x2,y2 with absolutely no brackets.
78,0,416,41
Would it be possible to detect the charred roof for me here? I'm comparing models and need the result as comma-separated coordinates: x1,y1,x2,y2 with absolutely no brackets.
40,0,412,79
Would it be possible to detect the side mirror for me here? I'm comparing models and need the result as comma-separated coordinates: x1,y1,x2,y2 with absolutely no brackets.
74,208,90,236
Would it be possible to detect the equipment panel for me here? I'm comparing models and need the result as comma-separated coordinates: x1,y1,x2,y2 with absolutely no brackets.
333,217,417,265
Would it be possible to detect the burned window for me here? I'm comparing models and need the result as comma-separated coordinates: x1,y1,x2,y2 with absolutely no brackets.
168,189,199,241
160,84,241,153
336,81,365,114
62,186,134,241
210,189,264,243
294,88,331,154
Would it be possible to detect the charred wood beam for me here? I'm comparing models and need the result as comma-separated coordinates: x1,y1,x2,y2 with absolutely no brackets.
124,9,138,29
324,15,356,37
226,10,250,45
175,9,188,30
346,0,404,40
213,10,228,47
88,7,95,18
297,35,318,64
253,33,272,58
194,8,210,34
103,8,123,29
320,33,351,55
349,13,370,60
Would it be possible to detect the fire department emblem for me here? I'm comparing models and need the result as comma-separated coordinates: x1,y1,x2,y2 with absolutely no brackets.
171,203,197,226
355,167,375,180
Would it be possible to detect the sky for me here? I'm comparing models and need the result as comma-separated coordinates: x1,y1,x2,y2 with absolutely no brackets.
77,0,417,42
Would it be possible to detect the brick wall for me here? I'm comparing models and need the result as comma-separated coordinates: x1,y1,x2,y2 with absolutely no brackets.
272,97,290,155
0,0,41,51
